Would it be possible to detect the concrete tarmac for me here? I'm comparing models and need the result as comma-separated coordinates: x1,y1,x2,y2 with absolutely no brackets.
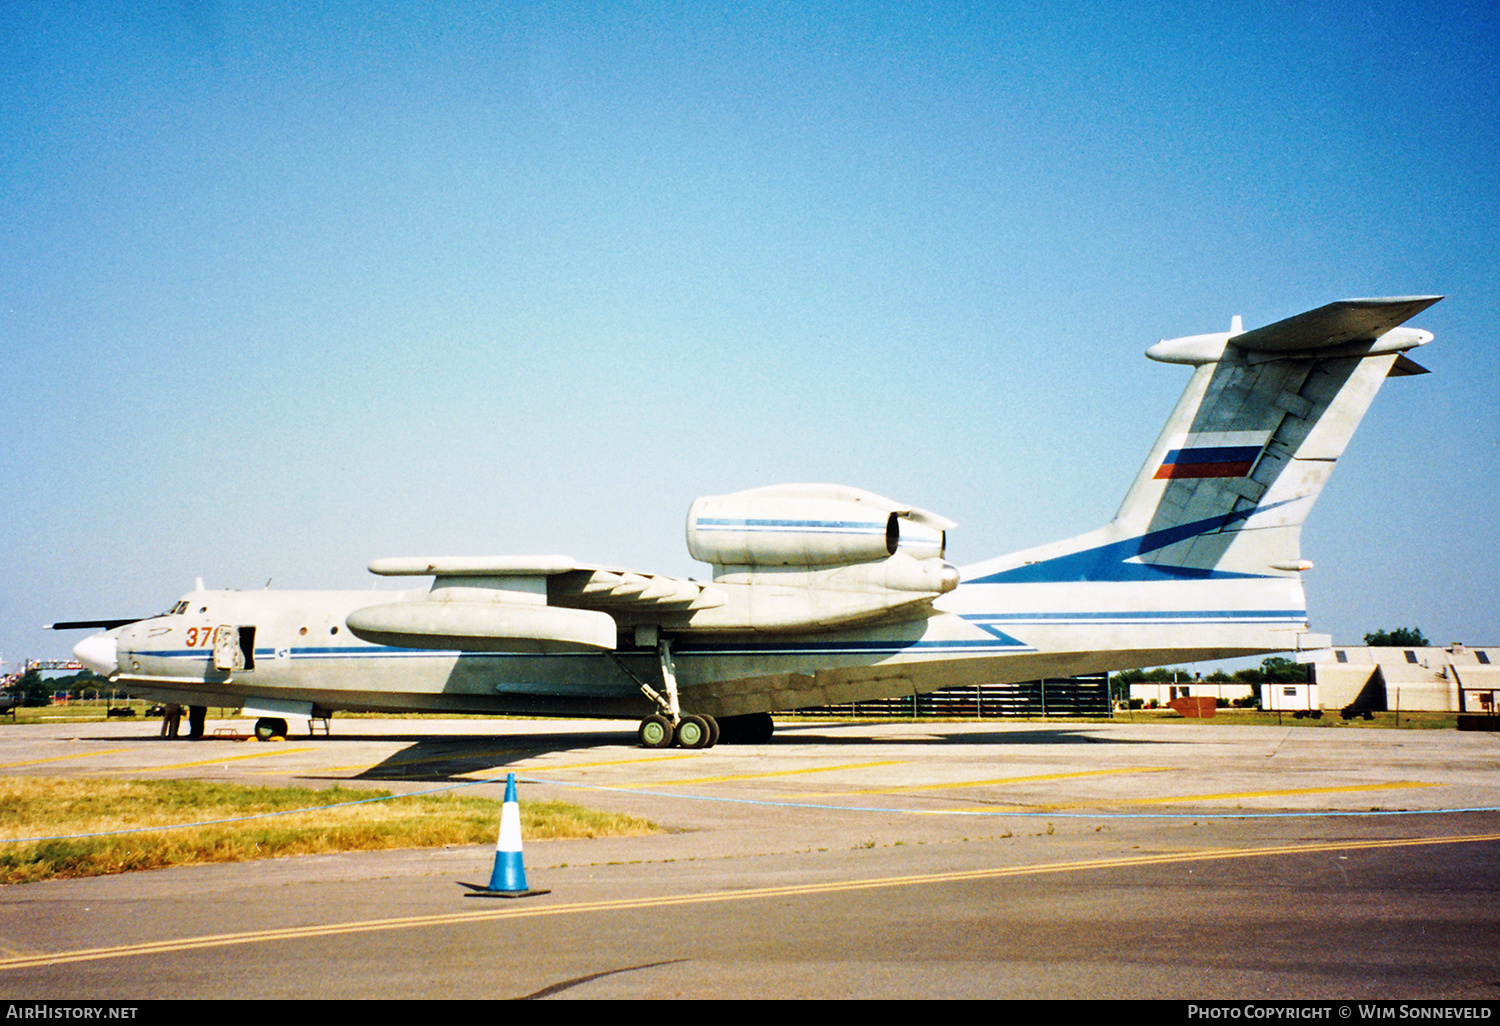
0,716,1497,1000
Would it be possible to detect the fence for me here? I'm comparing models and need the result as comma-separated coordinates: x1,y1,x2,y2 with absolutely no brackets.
785,673,1112,718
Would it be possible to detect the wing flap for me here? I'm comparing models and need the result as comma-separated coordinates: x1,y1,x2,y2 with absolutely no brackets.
549,569,724,611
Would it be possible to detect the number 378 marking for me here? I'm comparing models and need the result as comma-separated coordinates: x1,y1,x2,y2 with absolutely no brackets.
185,627,215,647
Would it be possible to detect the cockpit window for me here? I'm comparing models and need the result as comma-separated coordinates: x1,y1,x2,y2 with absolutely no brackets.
170,601,189,615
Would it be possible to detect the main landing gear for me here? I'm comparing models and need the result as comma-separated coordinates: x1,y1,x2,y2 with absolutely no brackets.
623,639,775,748
637,712,718,750
631,640,720,749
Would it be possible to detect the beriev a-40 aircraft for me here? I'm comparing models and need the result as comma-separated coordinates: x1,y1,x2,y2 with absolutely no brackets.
59,296,1441,746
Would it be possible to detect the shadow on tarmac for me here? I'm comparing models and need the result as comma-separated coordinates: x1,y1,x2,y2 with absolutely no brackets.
338,722,1182,782
65,718,1182,785
772,721,1179,747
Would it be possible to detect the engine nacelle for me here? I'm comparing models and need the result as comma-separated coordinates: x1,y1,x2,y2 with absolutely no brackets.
686,484,954,569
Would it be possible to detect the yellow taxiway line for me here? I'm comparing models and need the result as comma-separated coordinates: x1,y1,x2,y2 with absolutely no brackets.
0,749,131,769
794,766,1174,797
121,748,319,772
927,779,1439,813
647,760,910,786
455,754,696,776
3,831,1496,972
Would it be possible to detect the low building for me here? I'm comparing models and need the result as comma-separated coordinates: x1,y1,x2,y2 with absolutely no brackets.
1261,680,1317,713
1299,644,1500,714
1128,676,1258,709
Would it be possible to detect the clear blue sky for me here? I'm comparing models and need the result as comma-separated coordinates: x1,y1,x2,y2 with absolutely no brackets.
3,1,1496,670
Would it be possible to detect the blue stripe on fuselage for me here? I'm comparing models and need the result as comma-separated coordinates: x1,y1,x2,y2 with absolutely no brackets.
693,518,885,533
968,501,1297,584
962,609,1305,624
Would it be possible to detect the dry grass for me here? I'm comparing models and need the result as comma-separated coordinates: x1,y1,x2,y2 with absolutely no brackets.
1111,708,1459,729
0,777,655,884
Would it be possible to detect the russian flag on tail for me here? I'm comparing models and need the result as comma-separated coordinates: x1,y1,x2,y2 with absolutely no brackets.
1155,430,1271,480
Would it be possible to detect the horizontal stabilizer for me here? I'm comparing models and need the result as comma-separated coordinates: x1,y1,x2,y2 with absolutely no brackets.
1232,296,1442,353
1390,353,1430,376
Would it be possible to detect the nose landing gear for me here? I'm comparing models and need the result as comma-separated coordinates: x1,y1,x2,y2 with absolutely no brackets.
254,717,289,741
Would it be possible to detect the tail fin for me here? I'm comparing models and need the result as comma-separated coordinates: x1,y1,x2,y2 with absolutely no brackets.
968,297,1440,584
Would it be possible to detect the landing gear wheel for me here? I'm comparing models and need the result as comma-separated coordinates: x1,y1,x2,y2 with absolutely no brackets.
674,715,710,750
702,714,720,748
254,717,288,741
638,714,673,749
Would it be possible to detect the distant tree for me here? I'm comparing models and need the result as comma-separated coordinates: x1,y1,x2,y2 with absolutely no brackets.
7,668,110,707
16,669,49,707
1363,627,1429,647
1258,656,1306,683
1230,657,1305,685
1109,667,1192,701
47,670,109,692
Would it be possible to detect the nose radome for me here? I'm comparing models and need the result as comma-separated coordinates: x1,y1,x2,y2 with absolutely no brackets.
74,633,119,677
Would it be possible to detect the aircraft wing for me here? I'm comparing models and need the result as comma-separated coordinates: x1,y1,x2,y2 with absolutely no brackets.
367,555,723,612
1231,296,1442,353
356,556,726,652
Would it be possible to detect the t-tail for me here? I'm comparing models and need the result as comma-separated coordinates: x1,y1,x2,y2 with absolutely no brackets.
964,296,1441,587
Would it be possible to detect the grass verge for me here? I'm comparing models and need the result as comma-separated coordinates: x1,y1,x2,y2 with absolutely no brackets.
1106,709,1458,729
0,777,655,885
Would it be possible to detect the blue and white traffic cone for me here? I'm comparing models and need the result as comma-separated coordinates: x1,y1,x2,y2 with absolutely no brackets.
467,773,549,898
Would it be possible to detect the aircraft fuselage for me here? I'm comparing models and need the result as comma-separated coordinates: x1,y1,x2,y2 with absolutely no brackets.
96,571,1309,719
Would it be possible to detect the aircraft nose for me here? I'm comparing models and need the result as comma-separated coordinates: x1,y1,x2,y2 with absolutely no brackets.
74,632,119,677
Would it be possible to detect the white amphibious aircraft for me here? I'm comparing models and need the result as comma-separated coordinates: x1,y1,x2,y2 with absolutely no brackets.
60,296,1441,746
